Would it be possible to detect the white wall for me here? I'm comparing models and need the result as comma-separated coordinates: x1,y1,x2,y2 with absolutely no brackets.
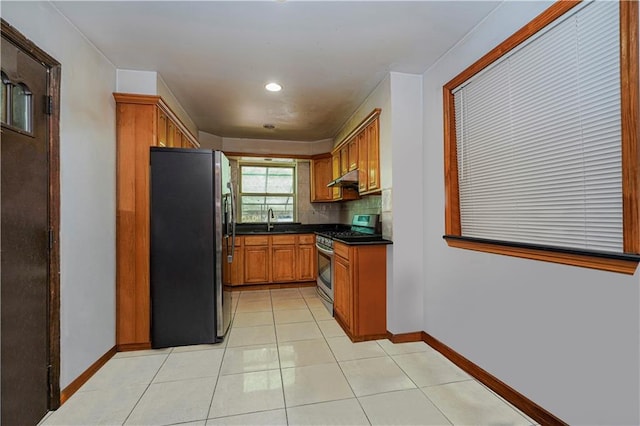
198,131,223,150
422,2,639,424
334,73,425,333
222,137,333,156
116,69,199,139
388,72,424,333
116,69,156,95
3,1,117,389
156,74,198,138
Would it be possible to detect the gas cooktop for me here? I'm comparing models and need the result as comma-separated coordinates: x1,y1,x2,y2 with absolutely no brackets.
317,230,378,238
316,214,383,248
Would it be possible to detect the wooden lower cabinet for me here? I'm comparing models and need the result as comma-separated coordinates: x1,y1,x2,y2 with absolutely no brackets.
297,243,316,281
223,236,243,285
243,236,270,284
333,241,387,341
270,234,297,283
334,255,352,330
233,234,316,286
244,246,270,283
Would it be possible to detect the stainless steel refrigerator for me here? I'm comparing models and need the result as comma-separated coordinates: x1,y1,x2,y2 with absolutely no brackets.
149,148,236,348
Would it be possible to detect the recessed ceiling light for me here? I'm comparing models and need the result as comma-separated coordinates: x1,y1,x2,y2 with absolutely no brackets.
263,123,276,129
265,82,282,92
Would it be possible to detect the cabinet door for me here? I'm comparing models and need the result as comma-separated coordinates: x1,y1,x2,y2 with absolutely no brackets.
311,157,333,202
244,246,270,283
348,137,358,171
167,120,175,147
272,245,296,282
225,237,244,285
331,152,341,200
174,128,183,149
296,244,316,281
340,146,349,176
334,255,352,331
157,110,168,147
367,120,380,192
358,131,368,193
230,247,244,284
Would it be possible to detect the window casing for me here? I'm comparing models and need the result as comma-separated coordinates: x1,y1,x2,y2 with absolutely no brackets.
239,162,297,223
443,1,639,274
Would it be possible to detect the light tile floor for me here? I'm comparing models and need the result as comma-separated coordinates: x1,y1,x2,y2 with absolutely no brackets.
40,287,536,426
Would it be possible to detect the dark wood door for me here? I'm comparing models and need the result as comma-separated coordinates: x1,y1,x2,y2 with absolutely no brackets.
1,34,50,426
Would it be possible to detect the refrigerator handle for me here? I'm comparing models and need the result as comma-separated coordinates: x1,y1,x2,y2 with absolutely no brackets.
227,181,236,263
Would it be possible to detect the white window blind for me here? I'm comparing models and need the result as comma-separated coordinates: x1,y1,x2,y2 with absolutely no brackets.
453,1,622,253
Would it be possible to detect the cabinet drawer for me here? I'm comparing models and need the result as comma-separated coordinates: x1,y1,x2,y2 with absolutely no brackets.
334,242,349,260
232,236,242,247
244,235,269,246
272,235,296,245
298,234,315,245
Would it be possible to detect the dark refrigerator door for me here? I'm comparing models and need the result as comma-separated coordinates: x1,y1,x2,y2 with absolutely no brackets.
150,148,217,348
216,151,233,338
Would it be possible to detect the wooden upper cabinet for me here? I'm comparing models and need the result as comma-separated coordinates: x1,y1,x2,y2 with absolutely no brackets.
339,145,349,176
366,119,380,192
357,131,368,193
157,110,168,147
332,108,381,196
113,93,199,351
348,137,358,171
331,152,341,200
159,107,195,149
311,155,333,202
175,128,183,149
167,120,175,147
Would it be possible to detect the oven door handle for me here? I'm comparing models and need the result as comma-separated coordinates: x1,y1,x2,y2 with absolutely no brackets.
315,243,334,256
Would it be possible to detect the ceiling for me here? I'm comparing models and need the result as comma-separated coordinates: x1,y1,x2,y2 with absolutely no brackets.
52,1,500,141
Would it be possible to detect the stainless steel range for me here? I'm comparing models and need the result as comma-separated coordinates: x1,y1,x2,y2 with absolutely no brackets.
315,214,381,314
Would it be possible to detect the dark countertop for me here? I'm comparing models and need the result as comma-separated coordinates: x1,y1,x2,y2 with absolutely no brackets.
332,237,393,246
235,223,348,235
235,223,392,245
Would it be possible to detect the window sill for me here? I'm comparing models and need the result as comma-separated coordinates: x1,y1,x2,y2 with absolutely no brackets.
443,235,640,275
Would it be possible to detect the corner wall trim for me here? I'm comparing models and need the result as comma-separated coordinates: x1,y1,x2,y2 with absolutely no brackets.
421,332,568,426
117,342,152,352
386,331,423,343
60,346,116,405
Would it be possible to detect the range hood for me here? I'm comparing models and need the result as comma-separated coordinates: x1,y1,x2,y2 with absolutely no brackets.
327,169,358,188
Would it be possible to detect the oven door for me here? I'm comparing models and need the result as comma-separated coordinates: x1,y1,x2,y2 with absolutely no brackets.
316,243,334,312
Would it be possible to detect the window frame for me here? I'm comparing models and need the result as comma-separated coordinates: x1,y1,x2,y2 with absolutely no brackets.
442,0,640,274
238,161,297,223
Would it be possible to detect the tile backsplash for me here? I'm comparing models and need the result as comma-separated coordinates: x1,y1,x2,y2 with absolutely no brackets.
297,162,342,224
340,195,382,225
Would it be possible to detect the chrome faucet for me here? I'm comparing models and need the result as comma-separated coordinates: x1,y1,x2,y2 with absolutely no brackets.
267,208,275,232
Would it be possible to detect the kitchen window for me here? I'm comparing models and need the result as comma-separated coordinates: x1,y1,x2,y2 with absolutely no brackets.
239,162,296,223
443,1,639,274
